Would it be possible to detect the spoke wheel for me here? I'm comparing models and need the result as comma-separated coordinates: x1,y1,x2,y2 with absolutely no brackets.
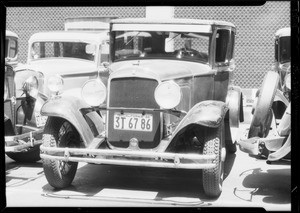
42,118,80,189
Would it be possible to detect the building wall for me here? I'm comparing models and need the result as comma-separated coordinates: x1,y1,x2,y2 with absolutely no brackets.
6,2,290,88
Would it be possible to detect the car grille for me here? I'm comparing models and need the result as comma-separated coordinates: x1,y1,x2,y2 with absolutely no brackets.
109,77,159,108
108,77,161,149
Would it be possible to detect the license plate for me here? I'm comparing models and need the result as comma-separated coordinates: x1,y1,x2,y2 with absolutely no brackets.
113,113,153,132
35,112,47,127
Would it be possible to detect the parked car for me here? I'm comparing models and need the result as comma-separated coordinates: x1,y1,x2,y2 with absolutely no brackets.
5,28,110,162
238,27,290,162
39,18,244,197
5,30,19,67
4,31,42,162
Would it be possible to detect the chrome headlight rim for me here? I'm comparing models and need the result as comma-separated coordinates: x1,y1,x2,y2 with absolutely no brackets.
47,74,64,94
81,79,107,107
23,75,39,98
154,80,182,109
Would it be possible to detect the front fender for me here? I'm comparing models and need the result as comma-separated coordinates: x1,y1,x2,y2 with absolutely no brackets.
170,100,228,141
41,95,105,147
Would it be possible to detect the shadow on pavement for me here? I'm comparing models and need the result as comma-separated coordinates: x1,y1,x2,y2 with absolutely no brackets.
41,163,223,204
41,149,238,204
241,168,290,204
5,160,44,186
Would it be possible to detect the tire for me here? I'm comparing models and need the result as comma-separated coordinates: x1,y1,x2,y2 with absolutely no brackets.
202,121,225,198
6,144,41,163
42,118,80,189
248,71,279,138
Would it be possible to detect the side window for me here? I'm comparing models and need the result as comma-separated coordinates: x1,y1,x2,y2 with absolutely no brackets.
215,29,231,63
9,39,17,58
5,38,9,58
6,38,18,59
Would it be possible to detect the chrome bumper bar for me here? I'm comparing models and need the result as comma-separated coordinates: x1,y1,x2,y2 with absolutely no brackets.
40,145,217,169
5,128,43,152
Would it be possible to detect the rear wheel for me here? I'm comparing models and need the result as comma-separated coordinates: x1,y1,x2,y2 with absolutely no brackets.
202,121,225,198
42,118,80,189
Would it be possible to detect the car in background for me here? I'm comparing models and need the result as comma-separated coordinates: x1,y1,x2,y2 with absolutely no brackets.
238,27,291,162
274,27,291,102
5,18,111,162
4,30,42,162
39,18,244,198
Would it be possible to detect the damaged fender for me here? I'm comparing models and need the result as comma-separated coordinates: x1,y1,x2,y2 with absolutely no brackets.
168,100,228,145
41,95,105,147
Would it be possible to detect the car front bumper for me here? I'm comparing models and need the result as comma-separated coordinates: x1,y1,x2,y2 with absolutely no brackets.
40,145,217,169
5,127,43,152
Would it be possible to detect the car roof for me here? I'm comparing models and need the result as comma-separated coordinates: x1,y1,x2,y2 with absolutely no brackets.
275,27,290,37
28,31,108,43
111,18,235,28
6,30,18,38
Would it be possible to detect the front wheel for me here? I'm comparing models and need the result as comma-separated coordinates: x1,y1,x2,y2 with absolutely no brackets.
42,118,81,189
202,121,225,198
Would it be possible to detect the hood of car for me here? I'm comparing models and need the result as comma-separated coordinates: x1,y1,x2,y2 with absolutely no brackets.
109,59,212,81
15,59,97,78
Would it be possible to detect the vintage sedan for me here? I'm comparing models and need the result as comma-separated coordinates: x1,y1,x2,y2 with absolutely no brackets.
40,18,244,197
5,30,109,162
238,27,290,162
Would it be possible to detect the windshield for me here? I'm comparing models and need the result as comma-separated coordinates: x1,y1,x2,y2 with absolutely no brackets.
30,41,96,61
112,31,210,63
279,36,290,64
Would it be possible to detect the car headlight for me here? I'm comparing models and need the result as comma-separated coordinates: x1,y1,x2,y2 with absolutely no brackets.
4,79,8,101
154,81,181,109
284,73,291,90
81,79,106,106
48,75,64,94
23,76,39,98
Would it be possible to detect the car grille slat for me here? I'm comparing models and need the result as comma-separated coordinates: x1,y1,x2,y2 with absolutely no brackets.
109,77,159,108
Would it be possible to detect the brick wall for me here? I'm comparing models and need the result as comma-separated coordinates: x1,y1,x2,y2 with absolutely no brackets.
6,3,290,88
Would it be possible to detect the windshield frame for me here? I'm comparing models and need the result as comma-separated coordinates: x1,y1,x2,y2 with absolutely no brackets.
110,29,212,64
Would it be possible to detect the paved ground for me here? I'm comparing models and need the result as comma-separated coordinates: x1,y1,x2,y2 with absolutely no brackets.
4,107,291,210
